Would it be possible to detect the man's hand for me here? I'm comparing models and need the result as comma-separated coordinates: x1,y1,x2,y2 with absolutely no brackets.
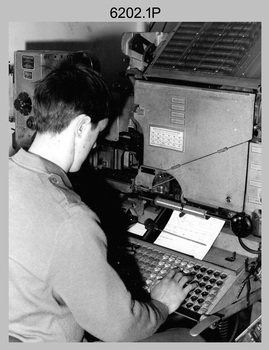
150,269,197,314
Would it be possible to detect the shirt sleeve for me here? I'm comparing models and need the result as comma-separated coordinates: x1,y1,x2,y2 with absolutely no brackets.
48,207,169,342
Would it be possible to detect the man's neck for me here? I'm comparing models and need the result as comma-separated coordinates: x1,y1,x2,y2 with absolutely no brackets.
28,132,74,172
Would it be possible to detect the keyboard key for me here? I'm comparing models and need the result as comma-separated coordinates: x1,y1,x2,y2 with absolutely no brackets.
129,239,231,316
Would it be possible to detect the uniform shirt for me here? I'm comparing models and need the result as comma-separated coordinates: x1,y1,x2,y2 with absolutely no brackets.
9,149,168,342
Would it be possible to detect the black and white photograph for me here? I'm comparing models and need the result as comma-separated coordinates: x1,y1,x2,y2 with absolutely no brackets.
6,1,264,345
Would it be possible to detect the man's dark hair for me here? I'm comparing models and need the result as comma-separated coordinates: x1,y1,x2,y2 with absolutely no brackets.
33,60,112,134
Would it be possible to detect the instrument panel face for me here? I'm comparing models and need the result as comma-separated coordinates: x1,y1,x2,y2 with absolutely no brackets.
134,80,254,211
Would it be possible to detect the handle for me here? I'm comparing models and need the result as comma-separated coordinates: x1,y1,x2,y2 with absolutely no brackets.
190,315,221,337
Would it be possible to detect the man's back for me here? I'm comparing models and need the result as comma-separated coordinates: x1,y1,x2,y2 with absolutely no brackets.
9,149,170,342
9,149,85,341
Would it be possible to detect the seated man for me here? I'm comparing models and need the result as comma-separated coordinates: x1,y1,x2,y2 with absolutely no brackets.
9,59,203,342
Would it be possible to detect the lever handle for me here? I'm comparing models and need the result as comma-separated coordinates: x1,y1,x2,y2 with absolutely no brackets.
190,315,221,337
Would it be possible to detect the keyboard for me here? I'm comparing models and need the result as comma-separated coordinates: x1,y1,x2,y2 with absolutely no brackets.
128,236,238,320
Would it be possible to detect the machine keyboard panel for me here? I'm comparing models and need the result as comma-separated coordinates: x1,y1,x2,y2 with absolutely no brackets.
129,237,237,319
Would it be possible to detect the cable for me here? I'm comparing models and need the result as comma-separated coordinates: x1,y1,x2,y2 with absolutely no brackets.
238,236,261,255
229,313,239,342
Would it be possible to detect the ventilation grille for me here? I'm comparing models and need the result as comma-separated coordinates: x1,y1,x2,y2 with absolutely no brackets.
146,22,261,86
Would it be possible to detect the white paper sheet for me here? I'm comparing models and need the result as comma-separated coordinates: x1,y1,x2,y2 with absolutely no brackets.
155,211,225,260
127,222,147,237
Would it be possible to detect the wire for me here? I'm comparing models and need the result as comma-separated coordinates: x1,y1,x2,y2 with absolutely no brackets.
164,142,246,173
151,176,175,189
228,313,240,342
238,237,261,255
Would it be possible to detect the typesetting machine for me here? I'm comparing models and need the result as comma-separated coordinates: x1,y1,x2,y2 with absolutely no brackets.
11,22,261,341
89,22,262,340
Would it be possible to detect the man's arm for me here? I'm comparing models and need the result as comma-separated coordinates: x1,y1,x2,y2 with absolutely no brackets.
49,208,195,341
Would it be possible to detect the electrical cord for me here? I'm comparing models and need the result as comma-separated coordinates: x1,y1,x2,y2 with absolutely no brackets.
238,236,261,255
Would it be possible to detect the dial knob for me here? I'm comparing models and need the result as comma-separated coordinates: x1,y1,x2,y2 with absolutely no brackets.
14,92,32,116
26,116,36,130
231,212,252,237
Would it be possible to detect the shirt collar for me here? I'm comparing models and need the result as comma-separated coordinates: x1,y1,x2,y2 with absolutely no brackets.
11,148,73,188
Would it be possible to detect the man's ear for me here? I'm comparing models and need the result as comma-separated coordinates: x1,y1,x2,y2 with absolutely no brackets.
75,114,92,137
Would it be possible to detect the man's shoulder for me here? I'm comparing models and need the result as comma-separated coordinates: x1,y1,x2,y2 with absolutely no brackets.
40,173,83,207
